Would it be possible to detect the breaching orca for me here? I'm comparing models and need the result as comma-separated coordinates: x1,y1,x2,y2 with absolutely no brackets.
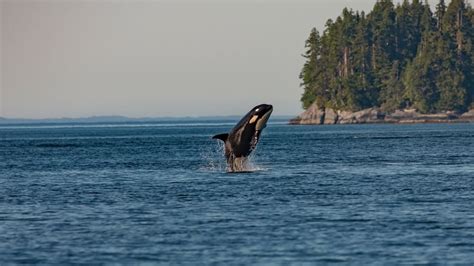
213,104,273,172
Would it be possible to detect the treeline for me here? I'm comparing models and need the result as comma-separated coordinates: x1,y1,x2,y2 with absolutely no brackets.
300,0,474,113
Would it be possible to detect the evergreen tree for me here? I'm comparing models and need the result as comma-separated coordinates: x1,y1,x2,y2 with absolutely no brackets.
403,31,439,113
436,0,447,29
437,0,470,111
299,28,321,109
350,11,378,110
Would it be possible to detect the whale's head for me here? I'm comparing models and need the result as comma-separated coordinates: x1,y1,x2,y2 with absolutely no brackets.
243,104,273,131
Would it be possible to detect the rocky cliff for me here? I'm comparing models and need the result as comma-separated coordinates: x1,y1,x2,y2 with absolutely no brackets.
290,102,474,125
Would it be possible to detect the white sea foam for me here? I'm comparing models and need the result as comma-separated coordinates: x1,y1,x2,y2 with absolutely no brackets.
200,141,266,173
200,141,227,172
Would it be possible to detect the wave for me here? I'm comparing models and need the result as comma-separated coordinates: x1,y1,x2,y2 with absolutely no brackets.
35,143,80,148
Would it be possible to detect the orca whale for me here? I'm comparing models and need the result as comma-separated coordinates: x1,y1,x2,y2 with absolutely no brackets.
213,104,273,172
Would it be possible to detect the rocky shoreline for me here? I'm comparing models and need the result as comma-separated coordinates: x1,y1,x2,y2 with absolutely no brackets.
289,102,474,125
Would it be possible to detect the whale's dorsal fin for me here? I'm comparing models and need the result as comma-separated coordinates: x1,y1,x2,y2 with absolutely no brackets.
212,133,229,142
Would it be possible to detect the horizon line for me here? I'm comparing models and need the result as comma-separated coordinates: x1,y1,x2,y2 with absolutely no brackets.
0,114,296,121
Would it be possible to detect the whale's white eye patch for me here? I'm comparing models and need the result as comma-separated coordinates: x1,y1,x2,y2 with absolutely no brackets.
249,115,259,124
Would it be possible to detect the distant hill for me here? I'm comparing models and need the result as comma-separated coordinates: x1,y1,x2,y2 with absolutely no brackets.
0,115,131,124
0,115,293,125
299,0,474,114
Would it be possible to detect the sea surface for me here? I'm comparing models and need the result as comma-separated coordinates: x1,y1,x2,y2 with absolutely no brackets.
1,120,473,264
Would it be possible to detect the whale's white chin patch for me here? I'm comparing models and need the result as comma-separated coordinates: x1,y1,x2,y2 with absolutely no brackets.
256,109,272,131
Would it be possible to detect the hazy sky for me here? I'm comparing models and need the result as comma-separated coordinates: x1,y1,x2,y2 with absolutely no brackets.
1,0,472,118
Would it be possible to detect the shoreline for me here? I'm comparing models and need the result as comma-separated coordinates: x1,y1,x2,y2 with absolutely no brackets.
289,102,474,125
289,119,474,125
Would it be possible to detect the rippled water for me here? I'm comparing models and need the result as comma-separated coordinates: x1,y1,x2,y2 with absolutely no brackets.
1,121,473,264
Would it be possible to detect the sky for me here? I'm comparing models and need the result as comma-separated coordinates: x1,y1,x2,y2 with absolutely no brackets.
1,0,472,119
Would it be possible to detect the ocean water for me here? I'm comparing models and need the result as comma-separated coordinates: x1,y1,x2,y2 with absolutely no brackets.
1,120,473,264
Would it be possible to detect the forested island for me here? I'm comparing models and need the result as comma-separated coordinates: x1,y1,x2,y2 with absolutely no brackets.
291,0,474,124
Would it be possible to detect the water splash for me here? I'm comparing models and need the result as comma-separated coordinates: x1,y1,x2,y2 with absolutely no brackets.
238,147,267,173
200,141,266,173
199,140,227,172
227,155,259,172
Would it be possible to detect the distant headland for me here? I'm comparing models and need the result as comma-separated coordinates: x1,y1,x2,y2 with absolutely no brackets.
293,0,474,125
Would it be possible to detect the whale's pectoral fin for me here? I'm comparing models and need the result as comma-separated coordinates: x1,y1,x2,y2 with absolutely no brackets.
212,133,229,142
